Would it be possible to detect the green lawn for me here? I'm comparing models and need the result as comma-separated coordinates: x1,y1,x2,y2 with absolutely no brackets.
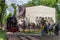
24,30,41,34
0,30,7,40
21,29,52,34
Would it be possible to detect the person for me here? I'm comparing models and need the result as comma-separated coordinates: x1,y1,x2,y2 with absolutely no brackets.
41,18,46,25
41,24,47,36
22,19,26,33
41,18,47,36
18,24,21,32
38,17,42,29
48,23,53,34
55,23,60,35
28,22,31,32
39,17,42,24
33,23,36,30
44,23,48,35
35,17,39,29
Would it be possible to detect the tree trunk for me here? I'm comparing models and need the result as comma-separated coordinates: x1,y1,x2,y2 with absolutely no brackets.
0,0,5,30
0,22,2,30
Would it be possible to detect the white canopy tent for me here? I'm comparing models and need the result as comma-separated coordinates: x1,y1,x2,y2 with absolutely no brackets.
26,5,56,24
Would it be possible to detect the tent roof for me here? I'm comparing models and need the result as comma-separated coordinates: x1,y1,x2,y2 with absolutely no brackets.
27,5,55,9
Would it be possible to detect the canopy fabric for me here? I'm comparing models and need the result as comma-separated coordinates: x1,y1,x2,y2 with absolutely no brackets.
26,5,56,24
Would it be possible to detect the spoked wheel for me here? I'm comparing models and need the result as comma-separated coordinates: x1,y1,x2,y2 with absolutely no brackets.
10,27,18,33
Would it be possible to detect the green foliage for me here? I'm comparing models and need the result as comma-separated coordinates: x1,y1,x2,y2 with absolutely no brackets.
0,0,6,27
58,0,60,3
2,13,12,25
0,30,7,40
2,15,7,25
11,3,16,9
0,6,2,13
57,13,60,24
56,13,60,22
23,0,56,7
7,13,12,18
1,3,17,26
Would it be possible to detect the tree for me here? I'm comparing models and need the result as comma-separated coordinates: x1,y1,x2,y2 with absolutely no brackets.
0,0,6,29
0,0,9,30
55,0,60,24
23,0,56,7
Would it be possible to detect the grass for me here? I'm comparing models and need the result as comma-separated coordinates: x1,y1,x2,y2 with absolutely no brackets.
0,30,7,40
24,29,41,34
21,29,55,34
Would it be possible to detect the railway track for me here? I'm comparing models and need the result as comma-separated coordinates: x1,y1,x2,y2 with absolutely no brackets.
7,33,60,40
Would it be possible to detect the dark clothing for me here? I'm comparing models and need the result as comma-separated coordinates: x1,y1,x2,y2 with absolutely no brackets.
41,20,46,25
41,25,47,36
55,24,59,35
44,25,48,34
22,20,26,29
49,25,53,32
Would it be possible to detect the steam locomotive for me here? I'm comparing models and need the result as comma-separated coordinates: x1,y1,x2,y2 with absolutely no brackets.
7,15,18,32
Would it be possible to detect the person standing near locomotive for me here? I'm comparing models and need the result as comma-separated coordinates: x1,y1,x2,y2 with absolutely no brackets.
35,17,39,29
41,18,47,36
55,23,60,35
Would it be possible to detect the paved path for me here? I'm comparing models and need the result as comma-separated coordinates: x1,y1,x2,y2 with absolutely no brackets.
7,32,60,40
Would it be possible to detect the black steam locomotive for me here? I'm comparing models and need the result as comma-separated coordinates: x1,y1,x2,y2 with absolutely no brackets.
7,15,18,32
